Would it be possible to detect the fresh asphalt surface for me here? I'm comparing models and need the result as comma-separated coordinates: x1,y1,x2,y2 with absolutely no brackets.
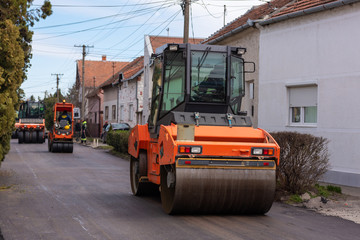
0,139,359,240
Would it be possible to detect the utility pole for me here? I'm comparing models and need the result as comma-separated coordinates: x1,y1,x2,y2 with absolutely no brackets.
224,5,227,26
182,0,190,43
75,44,94,121
51,73,63,103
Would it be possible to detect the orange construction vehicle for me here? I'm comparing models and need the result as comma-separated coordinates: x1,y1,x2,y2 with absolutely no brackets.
17,101,46,144
128,43,280,214
48,100,74,153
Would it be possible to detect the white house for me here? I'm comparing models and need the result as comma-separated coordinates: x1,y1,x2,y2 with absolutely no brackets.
258,0,360,187
117,56,144,128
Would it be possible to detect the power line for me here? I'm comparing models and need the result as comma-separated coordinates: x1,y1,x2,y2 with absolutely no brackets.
105,1,170,50
33,1,174,8
33,5,176,41
110,10,182,61
33,3,175,30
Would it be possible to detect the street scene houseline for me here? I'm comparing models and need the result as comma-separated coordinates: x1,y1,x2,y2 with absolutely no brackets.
1,0,360,239
78,0,360,188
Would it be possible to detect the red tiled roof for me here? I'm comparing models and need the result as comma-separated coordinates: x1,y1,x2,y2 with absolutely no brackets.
99,56,144,89
120,56,144,80
203,0,292,44
203,0,344,44
149,36,203,53
271,0,338,18
77,60,128,88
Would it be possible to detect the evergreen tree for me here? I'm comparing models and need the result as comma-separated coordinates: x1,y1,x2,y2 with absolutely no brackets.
0,1,52,163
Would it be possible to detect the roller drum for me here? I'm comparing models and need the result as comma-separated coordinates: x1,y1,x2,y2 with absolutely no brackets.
161,167,276,214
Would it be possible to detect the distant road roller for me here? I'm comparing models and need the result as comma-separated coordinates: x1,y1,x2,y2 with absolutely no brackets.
17,101,46,144
128,43,280,214
48,100,74,153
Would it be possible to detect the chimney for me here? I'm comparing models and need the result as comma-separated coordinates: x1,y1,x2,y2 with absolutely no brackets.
102,55,107,61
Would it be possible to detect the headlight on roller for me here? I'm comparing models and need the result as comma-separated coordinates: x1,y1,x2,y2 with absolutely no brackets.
251,148,274,156
178,145,202,154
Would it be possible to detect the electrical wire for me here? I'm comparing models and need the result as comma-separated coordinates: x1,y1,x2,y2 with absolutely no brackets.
32,1,174,8
105,1,170,50
199,0,222,18
127,10,182,61
33,3,174,30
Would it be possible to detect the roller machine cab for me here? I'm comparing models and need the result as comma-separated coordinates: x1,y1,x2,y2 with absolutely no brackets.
17,101,46,144
128,43,280,214
48,100,74,153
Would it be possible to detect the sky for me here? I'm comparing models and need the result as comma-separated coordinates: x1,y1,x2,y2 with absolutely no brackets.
23,0,265,100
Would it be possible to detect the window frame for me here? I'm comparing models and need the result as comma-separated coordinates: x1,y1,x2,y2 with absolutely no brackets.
129,104,133,121
288,84,318,127
120,105,124,121
112,105,116,120
105,106,109,120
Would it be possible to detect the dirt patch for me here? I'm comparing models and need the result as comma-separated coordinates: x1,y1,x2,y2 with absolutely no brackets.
279,190,360,224
0,169,23,193
0,169,15,190
304,195,360,224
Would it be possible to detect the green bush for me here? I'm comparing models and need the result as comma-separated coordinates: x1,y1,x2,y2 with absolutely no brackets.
106,130,130,154
326,185,342,194
315,184,329,198
289,194,302,203
271,131,330,194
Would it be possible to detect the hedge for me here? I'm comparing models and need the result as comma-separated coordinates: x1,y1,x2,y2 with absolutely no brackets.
271,131,330,194
106,130,131,154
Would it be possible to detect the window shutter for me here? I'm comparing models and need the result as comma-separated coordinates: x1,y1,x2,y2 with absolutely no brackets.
289,85,317,107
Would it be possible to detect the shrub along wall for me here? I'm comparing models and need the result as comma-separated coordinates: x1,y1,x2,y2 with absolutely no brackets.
107,130,130,154
271,131,330,194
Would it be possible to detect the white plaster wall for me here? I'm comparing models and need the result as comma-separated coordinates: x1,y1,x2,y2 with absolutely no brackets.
258,4,360,186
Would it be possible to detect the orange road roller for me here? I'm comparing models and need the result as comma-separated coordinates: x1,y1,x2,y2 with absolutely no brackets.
128,43,280,214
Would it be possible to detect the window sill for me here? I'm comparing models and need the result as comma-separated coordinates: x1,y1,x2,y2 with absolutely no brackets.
287,124,317,128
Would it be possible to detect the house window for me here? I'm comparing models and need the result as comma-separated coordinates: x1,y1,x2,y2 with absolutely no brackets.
289,85,317,125
129,104,133,121
105,106,109,120
120,105,124,121
123,81,128,88
249,82,254,99
112,105,116,120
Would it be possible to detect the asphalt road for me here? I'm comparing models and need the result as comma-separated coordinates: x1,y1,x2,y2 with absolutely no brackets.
0,139,360,240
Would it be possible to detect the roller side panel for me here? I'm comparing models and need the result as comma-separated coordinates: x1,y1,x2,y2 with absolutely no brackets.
128,124,150,158
158,125,177,166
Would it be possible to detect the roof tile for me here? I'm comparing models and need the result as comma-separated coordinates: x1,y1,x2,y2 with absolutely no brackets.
271,0,337,18
77,60,128,88
203,0,341,44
